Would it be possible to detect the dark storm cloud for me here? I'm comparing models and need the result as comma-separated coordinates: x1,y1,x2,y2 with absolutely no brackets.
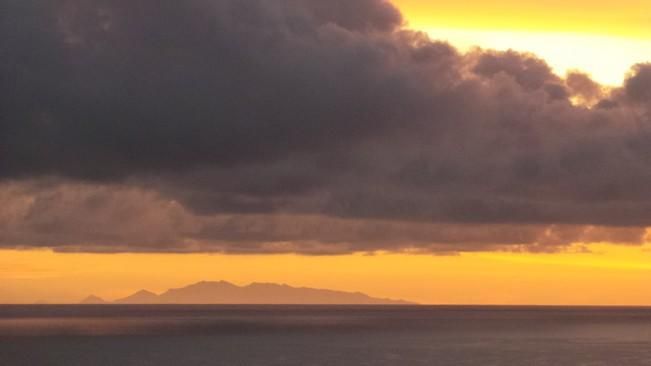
1,182,645,254
566,72,604,103
1,0,420,180
625,63,651,103
1,0,651,253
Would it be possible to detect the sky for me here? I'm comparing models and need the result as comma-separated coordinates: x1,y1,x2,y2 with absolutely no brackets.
400,0,651,86
1,0,651,304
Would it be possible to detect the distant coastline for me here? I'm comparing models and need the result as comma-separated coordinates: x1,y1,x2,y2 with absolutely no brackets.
80,281,416,305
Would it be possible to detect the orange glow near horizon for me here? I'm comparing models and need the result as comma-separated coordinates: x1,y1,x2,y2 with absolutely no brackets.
3,245,651,305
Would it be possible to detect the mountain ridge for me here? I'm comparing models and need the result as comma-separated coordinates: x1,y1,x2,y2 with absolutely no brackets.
80,295,108,304
82,281,416,305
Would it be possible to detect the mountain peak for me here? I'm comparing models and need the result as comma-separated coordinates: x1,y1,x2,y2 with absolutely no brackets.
197,280,236,286
114,289,159,304
134,289,157,296
80,295,107,305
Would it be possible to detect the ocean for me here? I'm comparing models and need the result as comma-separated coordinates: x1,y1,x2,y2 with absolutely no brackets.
1,305,651,365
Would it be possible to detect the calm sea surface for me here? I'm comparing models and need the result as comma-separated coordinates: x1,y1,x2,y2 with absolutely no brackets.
2,305,651,365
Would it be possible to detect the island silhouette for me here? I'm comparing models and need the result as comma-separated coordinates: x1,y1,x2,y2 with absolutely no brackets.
81,281,415,305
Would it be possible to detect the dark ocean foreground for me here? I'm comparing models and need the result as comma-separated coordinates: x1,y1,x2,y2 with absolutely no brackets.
2,305,651,366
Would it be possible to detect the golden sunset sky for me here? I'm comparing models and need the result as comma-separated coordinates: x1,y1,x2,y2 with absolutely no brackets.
400,0,651,85
2,0,651,305
3,244,651,305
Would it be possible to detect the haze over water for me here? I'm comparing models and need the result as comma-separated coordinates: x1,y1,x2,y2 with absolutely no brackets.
2,305,651,366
